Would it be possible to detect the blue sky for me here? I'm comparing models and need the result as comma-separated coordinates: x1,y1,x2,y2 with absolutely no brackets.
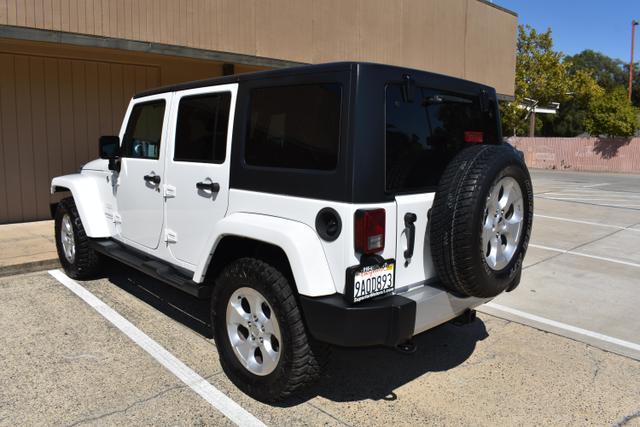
494,0,639,61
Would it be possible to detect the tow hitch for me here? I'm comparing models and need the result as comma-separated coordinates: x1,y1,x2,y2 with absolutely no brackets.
395,340,417,354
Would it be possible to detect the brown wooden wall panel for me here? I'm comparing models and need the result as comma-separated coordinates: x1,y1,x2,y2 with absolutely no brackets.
0,0,8,24
311,0,358,64
14,56,38,221
0,37,242,223
465,0,517,96
2,0,516,96
0,46,163,223
255,0,313,63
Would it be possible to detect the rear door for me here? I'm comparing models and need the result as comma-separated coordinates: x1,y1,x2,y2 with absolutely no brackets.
385,83,498,290
164,84,237,267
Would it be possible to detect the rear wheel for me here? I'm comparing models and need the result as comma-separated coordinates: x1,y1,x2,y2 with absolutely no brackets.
430,144,533,298
211,257,328,402
54,197,102,279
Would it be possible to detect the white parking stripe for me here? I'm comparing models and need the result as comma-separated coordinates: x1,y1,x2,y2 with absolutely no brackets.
533,214,640,232
536,196,640,209
542,197,640,204
482,302,640,354
581,183,610,188
528,244,640,269
48,270,265,427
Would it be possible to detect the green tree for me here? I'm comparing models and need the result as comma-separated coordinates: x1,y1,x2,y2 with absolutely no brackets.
584,86,638,137
501,25,572,136
565,50,626,91
541,69,604,137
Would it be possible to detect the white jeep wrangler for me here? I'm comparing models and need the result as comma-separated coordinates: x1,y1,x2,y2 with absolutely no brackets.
51,62,533,402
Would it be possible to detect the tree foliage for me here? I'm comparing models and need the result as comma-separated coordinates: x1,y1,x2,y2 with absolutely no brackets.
541,69,604,136
584,86,638,137
503,26,639,137
565,50,626,91
501,25,572,136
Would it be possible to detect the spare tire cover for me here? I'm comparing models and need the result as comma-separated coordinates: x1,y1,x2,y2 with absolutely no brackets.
429,144,534,298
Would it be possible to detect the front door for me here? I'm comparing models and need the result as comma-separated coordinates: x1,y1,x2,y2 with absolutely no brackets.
116,94,171,249
164,84,237,266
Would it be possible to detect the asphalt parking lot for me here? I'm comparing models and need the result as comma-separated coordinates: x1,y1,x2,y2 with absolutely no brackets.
1,170,639,426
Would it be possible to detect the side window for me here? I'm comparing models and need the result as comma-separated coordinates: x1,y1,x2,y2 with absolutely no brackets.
174,92,231,163
121,100,166,159
245,83,341,171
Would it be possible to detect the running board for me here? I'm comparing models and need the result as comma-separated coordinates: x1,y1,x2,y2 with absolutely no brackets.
89,239,211,299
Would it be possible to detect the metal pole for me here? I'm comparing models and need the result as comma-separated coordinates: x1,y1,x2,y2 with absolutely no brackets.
629,20,638,101
528,110,536,137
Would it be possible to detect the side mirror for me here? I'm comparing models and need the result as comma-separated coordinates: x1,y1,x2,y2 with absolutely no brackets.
99,136,121,172
99,135,120,159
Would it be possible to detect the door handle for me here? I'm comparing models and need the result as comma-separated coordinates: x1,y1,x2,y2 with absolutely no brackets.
143,174,161,185
196,181,220,192
404,212,417,264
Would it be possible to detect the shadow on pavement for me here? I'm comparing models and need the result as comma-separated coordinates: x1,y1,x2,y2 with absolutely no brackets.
102,263,488,405
282,319,488,405
103,263,213,338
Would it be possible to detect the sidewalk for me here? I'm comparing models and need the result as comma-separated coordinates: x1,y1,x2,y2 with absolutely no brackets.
0,220,59,277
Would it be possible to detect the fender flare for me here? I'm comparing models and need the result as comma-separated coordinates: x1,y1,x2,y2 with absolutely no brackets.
51,174,113,238
193,213,337,297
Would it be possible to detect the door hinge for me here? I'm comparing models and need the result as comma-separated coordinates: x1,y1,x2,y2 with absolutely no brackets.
164,229,178,244
164,184,176,199
113,212,122,224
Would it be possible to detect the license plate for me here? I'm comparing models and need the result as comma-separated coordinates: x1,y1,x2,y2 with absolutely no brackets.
345,260,395,304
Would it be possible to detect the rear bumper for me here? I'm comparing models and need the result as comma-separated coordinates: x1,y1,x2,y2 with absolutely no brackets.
299,284,489,347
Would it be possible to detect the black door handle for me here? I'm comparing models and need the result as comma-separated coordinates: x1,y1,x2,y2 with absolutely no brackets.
143,174,161,185
196,181,220,192
404,212,417,263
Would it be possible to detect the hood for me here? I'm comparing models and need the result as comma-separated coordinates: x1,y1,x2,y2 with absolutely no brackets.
81,158,109,172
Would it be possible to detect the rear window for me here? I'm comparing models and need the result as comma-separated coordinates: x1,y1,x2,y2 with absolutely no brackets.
385,84,498,193
245,83,341,171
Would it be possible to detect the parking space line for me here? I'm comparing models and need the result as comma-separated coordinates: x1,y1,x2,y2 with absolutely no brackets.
533,214,640,232
534,196,640,211
48,269,265,427
581,183,610,188
528,244,640,268
482,302,640,354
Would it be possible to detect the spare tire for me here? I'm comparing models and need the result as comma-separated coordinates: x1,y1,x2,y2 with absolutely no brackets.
430,144,533,298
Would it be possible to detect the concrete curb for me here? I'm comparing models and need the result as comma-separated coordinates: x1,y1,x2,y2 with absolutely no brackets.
0,258,61,278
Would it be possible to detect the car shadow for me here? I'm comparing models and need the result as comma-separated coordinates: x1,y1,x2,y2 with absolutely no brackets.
101,263,488,405
103,262,213,338
280,319,488,406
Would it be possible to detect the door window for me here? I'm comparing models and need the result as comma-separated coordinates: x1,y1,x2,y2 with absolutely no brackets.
174,92,232,163
245,83,341,170
121,100,166,159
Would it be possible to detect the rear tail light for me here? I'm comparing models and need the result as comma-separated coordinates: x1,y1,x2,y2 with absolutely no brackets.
464,131,484,143
354,209,385,254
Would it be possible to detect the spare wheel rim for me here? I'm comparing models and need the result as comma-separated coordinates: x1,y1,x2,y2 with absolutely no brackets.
482,176,524,271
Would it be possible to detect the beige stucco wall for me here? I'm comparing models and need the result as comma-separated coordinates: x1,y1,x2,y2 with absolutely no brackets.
0,0,517,96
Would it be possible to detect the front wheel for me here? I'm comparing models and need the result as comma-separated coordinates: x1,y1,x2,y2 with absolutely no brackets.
54,197,102,279
211,258,328,402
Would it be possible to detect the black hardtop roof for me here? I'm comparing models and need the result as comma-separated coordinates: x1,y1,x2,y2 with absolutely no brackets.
133,61,495,99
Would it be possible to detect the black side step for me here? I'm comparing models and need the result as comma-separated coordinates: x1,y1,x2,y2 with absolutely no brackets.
90,239,211,299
